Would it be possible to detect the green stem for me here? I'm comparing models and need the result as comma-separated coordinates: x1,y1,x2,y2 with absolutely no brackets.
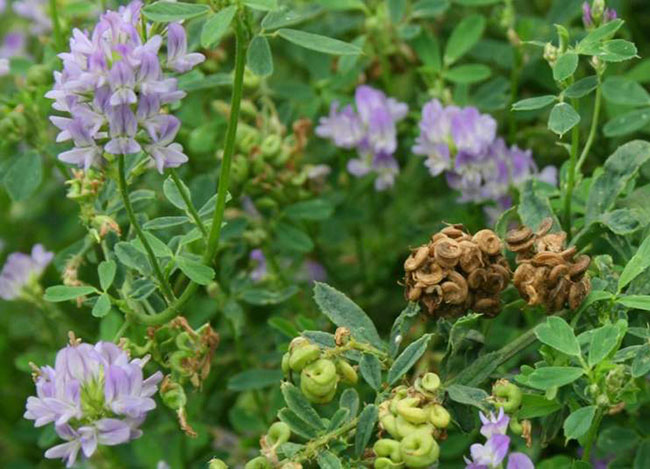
576,83,602,174
117,154,175,302
49,0,64,51
169,169,208,238
126,15,247,326
563,99,580,233
112,319,130,342
582,410,603,462
508,45,523,142
288,417,359,463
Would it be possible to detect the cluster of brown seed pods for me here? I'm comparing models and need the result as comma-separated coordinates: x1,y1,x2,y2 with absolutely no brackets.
506,218,591,313
403,224,511,319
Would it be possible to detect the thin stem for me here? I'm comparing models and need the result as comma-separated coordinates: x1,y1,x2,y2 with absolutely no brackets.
563,99,580,233
49,0,64,51
169,169,208,238
582,410,603,461
287,417,359,463
117,154,176,302
508,45,523,142
126,15,248,326
112,319,130,342
576,83,602,173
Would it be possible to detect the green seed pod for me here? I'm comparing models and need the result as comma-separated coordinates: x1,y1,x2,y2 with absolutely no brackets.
335,359,358,385
236,124,260,153
380,413,400,439
428,404,450,429
374,457,402,469
396,397,428,425
420,373,441,393
161,382,187,410
281,352,291,376
300,359,338,397
244,456,271,469
374,439,402,462
289,343,321,372
209,459,229,469
492,380,523,412
261,134,282,158
301,381,337,404
169,351,193,377
175,332,195,352
267,421,291,446
509,416,523,434
230,154,250,185
399,431,440,468
395,415,425,440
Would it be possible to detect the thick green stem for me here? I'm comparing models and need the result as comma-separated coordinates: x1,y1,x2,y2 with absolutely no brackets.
117,154,175,302
576,83,602,174
287,417,359,463
126,16,247,326
563,100,580,233
49,0,64,51
169,169,208,238
582,410,603,462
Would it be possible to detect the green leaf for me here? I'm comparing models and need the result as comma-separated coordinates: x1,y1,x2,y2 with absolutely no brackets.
354,404,378,457
635,440,650,469
387,0,407,23
535,317,581,357
142,2,210,22
227,369,283,391
359,354,382,391
277,408,318,439
410,30,441,72
564,406,596,442
317,451,343,469
586,141,650,227
285,199,334,220
261,5,322,30
327,408,350,431
92,294,112,318
339,388,360,419
632,344,650,377
446,384,489,410
512,95,556,111
454,0,500,4
247,36,273,76
445,63,491,84
602,77,650,106
564,76,599,98
548,102,580,137
275,222,314,253
313,282,383,349
315,0,366,11
603,108,650,137
597,426,639,453
389,302,420,357
133,233,173,259
553,52,579,81
163,176,191,211
412,0,450,18
143,216,190,230
524,367,584,390
281,382,326,430
277,29,362,55
115,242,152,276
176,256,214,285
618,295,650,311
44,285,98,302
387,334,432,385
3,152,42,201
598,209,645,235
200,6,236,48
518,394,563,419
518,179,560,233
240,286,299,305
243,0,277,10
578,19,624,52
98,260,116,291
588,324,619,367
596,39,638,62
444,14,485,65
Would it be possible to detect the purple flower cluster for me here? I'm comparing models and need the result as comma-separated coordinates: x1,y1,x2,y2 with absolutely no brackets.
24,340,163,467
13,0,52,35
316,85,408,191
0,244,53,300
413,99,556,215
582,1,617,28
464,409,534,469
47,1,204,173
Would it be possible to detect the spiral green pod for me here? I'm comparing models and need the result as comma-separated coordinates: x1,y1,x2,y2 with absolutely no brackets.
374,457,404,469
261,135,283,158
300,359,338,398
335,359,359,385
289,343,321,372
301,382,337,404
208,458,229,469
428,404,450,428
420,373,441,393
396,397,429,425
267,421,291,446
399,431,440,468
493,380,523,412
395,415,432,440
380,413,400,439
374,438,403,462
244,456,271,469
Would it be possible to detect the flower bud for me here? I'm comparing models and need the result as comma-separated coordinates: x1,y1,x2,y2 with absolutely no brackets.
209,459,229,469
592,0,606,19
245,456,271,469
399,430,440,468
261,135,282,158
374,438,402,462
289,343,320,372
428,404,450,429
335,359,358,385
396,397,428,425
492,380,523,412
267,421,291,447
300,359,338,401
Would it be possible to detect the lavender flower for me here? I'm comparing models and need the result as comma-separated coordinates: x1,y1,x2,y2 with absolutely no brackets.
0,244,53,300
250,249,268,283
316,85,407,191
13,0,52,35
24,339,163,467
46,1,203,173
479,408,510,438
466,434,510,468
582,1,617,28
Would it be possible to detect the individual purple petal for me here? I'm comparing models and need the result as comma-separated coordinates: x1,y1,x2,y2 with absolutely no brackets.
166,22,205,72
250,249,267,283
479,408,510,438
470,434,510,467
582,2,593,27
315,102,364,149
507,452,535,469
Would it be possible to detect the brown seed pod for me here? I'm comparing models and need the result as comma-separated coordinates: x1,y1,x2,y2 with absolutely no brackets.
506,226,533,245
404,246,430,272
473,229,503,256
434,238,461,268
459,240,484,273
535,218,554,237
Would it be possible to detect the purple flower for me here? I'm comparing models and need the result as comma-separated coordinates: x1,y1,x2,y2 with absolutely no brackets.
479,408,510,438
0,244,53,300
46,1,198,173
582,2,593,27
507,453,535,469
13,0,52,34
166,23,205,73
316,85,408,191
301,260,327,283
466,434,510,468
250,249,267,283
582,1,618,28
24,340,163,467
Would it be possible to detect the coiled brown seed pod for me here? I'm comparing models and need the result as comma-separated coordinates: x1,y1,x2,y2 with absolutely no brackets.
404,224,510,319
507,218,591,313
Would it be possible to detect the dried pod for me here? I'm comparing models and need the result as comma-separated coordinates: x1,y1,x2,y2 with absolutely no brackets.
459,240,483,273
467,268,488,289
473,229,502,256
536,232,566,253
535,218,554,237
507,236,536,253
569,255,591,279
506,226,533,245
405,246,430,272
434,239,461,268
441,271,469,305
414,263,445,286
548,264,570,286
441,225,466,239
532,251,565,267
